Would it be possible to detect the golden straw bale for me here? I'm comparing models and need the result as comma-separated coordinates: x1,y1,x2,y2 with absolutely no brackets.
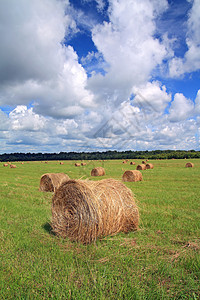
122,170,143,182
123,161,127,164
3,163,8,167
39,173,70,192
91,167,105,176
130,162,135,165
75,163,80,167
51,178,139,244
81,162,86,166
60,162,64,165
10,164,16,168
146,163,154,169
142,161,146,164
136,164,146,170
185,162,194,168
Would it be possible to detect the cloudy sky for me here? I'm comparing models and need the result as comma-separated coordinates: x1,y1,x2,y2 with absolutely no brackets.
0,0,200,154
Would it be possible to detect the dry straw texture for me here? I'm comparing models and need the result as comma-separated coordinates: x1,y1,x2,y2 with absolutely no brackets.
3,163,8,167
122,170,143,182
185,162,194,168
39,173,70,192
10,164,16,168
91,167,105,176
146,163,154,169
136,164,146,170
51,179,139,244
75,163,80,167
60,162,64,165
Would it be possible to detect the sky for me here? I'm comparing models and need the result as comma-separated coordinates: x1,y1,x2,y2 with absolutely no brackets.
0,0,200,154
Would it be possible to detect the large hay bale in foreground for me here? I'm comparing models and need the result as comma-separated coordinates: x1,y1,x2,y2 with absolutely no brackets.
185,162,194,168
146,163,154,169
91,167,105,176
51,179,139,244
122,170,143,182
40,173,70,192
136,164,146,170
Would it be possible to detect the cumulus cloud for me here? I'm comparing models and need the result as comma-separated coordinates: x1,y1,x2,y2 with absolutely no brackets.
88,0,168,107
169,0,200,77
168,93,194,122
0,0,94,119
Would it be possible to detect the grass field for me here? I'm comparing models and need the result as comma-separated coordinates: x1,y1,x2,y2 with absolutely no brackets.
0,159,199,299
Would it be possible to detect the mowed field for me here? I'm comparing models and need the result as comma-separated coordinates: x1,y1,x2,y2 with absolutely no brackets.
0,159,199,299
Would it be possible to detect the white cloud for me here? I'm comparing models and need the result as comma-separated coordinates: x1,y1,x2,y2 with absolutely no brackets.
168,93,194,122
0,0,95,119
169,0,200,77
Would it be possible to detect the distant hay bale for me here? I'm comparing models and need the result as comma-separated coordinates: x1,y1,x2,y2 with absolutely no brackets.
91,167,105,176
10,164,16,168
136,164,146,170
21,162,24,165
60,162,64,165
3,163,8,167
185,162,194,168
142,161,146,164
75,163,80,167
123,161,127,164
122,170,143,182
81,162,86,166
39,173,70,192
146,163,154,169
51,178,139,244
130,162,135,165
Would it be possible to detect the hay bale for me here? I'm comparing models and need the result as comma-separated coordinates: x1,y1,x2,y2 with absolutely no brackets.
10,164,16,168
81,162,86,166
142,161,146,164
122,170,143,182
130,162,135,165
39,173,70,192
91,167,105,176
3,163,8,167
60,162,64,165
51,178,139,244
185,162,194,168
136,164,146,170
75,163,80,167
123,161,127,164
146,163,154,169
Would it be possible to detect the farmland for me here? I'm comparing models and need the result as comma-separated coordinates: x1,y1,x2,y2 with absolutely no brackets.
0,159,199,299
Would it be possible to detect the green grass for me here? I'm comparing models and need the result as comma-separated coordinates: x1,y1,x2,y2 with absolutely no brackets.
0,159,199,299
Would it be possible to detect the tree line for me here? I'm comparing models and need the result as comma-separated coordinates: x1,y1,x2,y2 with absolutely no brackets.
0,150,200,162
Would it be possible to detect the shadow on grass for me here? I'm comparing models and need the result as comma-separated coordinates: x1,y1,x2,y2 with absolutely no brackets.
42,222,56,236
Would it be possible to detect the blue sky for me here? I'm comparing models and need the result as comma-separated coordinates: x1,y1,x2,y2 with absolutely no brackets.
0,0,200,154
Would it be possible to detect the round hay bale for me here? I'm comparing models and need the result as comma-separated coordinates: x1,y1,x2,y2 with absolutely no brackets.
146,163,154,169
51,178,139,244
60,162,64,165
3,163,8,167
122,170,143,182
122,161,127,164
39,173,70,192
10,164,16,168
185,162,194,168
91,167,105,176
75,163,80,167
142,161,146,164
136,164,146,170
130,162,135,165
81,162,87,166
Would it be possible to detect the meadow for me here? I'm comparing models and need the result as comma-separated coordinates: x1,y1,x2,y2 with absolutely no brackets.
0,159,199,299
